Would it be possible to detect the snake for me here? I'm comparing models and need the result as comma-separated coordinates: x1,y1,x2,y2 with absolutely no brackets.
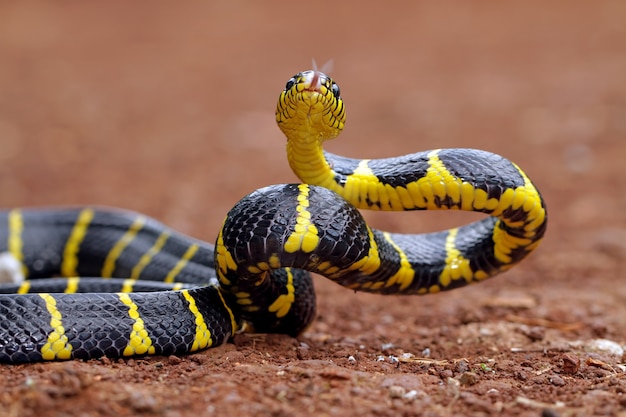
0,69,547,363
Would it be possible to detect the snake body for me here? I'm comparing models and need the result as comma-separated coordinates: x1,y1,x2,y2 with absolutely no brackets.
0,70,547,363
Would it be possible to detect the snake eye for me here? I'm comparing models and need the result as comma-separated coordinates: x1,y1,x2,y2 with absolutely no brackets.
331,82,341,99
285,77,297,91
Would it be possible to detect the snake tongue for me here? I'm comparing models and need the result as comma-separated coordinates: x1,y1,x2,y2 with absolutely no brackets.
303,70,323,92
310,71,321,90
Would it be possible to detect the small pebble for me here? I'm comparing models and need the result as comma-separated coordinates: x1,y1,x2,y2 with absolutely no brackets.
549,374,566,387
455,359,469,374
542,408,560,417
0,252,23,284
381,343,394,351
439,369,453,379
388,385,405,398
403,390,418,401
459,372,479,386
128,391,159,413
168,355,182,365
570,338,624,357
561,353,580,374
521,326,545,341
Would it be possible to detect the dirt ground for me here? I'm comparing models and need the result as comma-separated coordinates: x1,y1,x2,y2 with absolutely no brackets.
1,1,625,416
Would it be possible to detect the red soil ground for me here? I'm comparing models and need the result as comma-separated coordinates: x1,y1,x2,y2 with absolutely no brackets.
1,2,625,416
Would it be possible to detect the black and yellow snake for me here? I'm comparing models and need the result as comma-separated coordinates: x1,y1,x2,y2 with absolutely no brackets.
0,69,547,363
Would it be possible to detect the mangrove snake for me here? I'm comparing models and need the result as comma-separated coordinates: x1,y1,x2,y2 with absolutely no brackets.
0,70,547,363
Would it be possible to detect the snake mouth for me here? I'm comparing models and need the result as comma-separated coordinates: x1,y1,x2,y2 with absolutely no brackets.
301,70,325,92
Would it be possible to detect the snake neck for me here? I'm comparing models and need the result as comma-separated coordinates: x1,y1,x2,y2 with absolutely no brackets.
285,124,340,189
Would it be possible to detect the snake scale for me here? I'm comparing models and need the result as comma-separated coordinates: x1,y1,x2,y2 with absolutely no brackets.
0,69,547,363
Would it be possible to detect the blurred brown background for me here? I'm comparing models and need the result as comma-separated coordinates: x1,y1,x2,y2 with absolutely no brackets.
1,1,623,245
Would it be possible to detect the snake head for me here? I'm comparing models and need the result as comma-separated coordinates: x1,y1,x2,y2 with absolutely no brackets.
276,70,345,142
283,70,340,98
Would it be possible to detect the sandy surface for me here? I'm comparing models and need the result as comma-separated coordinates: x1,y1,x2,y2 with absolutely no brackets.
1,1,625,416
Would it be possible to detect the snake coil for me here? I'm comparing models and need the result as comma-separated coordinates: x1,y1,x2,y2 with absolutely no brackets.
0,69,547,363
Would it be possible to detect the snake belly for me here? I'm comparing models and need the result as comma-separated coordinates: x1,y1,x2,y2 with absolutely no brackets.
0,69,547,363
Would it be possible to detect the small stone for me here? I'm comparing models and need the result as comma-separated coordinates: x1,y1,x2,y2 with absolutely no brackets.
296,346,311,360
98,356,112,366
403,390,419,401
168,355,182,365
0,252,24,284
128,391,160,413
381,343,394,351
459,372,479,386
521,326,545,341
455,359,469,374
388,385,405,398
541,408,561,417
588,339,623,356
561,353,580,374
548,374,566,387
